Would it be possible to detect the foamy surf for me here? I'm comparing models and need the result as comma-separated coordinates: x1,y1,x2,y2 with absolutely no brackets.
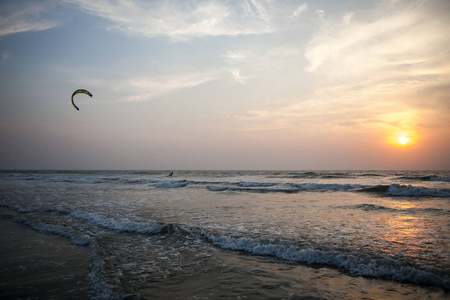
1,170,449,298
201,230,450,290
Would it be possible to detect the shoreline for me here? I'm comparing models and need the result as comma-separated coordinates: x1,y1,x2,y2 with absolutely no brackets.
0,217,91,299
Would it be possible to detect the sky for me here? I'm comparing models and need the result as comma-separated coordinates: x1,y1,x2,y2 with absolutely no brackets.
0,0,449,170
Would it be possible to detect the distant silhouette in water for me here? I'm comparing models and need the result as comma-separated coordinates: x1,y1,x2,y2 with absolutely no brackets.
167,172,173,177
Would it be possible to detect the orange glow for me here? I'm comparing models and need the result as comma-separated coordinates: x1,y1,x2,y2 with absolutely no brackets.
388,131,417,148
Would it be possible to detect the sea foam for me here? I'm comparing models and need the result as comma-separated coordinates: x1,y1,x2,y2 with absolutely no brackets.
69,211,178,235
387,184,450,197
202,231,450,290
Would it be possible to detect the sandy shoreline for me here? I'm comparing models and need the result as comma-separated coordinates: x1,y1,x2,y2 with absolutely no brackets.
0,217,91,299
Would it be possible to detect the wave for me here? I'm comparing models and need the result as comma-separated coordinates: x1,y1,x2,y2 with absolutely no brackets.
291,171,354,179
430,176,450,182
292,171,317,178
346,204,450,215
1,201,180,236
208,183,367,194
156,180,189,189
118,178,160,184
355,184,450,198
238,181,279,188
1,205,178,299
13,215,91,246
45,176,108,184
207,183,450,197
207,185,299,193
202,231,450,290
356,185,391,193
9,174,113,184
290,171,389,179
353,204,394,211
2,173,162,185
3,171,449,198
69,211,179,235
3,172,217,188
0,202,37,213
387,184,450,198
88,239,139,300
291,183,366,191
397,175,450,183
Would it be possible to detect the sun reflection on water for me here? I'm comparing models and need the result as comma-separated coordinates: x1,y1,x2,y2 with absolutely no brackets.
380,208,431,262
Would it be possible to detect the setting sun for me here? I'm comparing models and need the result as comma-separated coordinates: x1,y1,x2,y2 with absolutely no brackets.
388,131,417,148
398,136,412,145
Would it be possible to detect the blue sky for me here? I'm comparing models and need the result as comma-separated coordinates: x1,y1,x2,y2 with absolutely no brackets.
1,0,449,170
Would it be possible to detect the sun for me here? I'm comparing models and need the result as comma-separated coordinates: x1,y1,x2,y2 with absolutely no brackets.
388,131,417,148
398,136,412,146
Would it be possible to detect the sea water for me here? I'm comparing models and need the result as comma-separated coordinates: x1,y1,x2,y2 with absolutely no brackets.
0,170,449,299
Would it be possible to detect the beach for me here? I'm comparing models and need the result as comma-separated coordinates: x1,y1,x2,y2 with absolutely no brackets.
1,214,446,300
0,170,449,299
0,213,91,299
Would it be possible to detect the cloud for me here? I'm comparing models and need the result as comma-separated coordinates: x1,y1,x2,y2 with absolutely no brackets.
300,1,450,131
304,1,450,82
315,9,326,20
223,50,248,63
0,1,58,36
64,0,307,40
74,72,218,102
121,72,218,101
229,68,247,84
222,45,302,78
1,51,10,63
231,1,450,136
342,12,353,26
292,3,308,18
231,80,426,136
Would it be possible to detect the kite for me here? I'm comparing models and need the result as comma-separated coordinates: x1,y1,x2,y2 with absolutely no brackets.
71,89,93,111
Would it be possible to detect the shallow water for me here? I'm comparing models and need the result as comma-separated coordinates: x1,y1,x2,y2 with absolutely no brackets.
0,218,90,299
0,170,449,299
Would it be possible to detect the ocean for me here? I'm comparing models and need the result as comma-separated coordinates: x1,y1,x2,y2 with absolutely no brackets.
0,170,449,299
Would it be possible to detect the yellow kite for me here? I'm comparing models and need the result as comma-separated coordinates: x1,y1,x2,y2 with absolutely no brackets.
71,89,93,111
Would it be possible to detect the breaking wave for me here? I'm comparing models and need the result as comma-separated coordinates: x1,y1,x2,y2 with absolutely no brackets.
202,231,450,290
1,202,180,237
156,180,189,189
3,172,448,198
387,184,450,198
396,175,450,183
13,215,91,246
69,211,179,235
208,183,449,197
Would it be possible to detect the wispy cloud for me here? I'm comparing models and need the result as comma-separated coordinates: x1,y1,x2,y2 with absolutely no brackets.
302,0,450,115
231,79,427,136
0,1,58,36
1,51,10,64
64,0,307,40
232,0,450,134
74,72,218,102
314,9,326,20
228,68,247,84
121,72,218,101
223,50,248,63
292,3,308,18
222,45,302,80
304,2,450,82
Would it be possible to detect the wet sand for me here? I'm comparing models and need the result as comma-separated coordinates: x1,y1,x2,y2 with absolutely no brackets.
0,218,91,299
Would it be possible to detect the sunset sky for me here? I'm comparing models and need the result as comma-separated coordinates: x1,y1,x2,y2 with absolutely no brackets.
1,0,449,170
